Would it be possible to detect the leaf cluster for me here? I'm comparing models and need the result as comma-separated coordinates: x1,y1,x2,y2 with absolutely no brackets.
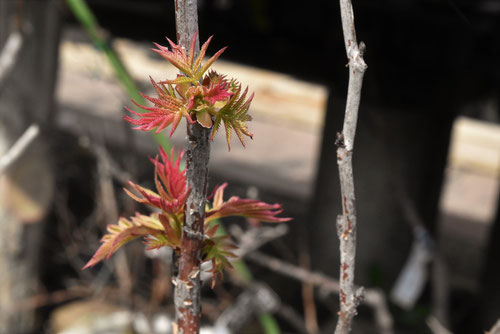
83,148,290,285
124,32,254,150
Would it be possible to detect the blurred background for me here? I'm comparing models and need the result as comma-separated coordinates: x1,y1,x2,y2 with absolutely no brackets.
1,0,500,333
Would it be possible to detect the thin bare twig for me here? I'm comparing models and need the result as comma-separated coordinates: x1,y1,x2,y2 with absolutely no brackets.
13,286,90,312
245,251,393,334
94,144,134,300
232,224,289,257
426,315,454,334
0,124,39,174
400,197,450,326
246,251,340,293
335,0,367,333
172,1,208,333
199,225,289,281
488,319,500,334
0,30,22,85
215,282,280,333
363,289,394,334
276,304,311,334
299,242,319,334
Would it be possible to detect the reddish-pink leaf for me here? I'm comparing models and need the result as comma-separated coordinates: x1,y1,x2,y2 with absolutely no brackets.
151,147,189,207
202,75,233,105
206,184,291,223
123,89,190,137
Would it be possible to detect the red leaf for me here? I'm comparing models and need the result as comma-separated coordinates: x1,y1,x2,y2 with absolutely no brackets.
123,88,190,137
202,72,233,105
151,147,189,209
206,184,291,223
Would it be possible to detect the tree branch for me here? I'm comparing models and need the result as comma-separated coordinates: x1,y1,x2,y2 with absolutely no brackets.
245,251,393,334
172,1,208,333
488,319,500,334
335,0,367,333
0,30,23,87
0,124,39,174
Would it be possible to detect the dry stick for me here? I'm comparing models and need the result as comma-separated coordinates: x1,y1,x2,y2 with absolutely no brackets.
246,251,394,334
172,1,209,334
426,315,454,334
94,144,134,300
0,124,39,174
246,251,340,293
0,30,23,85
334,0,367,333
488,319,500,334
299,245,319,334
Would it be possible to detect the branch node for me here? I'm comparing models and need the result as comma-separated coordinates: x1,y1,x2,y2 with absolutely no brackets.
359,41,366,56
336,215,345,239
354,287,365,306
335,132,346,149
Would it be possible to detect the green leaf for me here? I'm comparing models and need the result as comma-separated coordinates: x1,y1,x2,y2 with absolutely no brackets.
210,84,254,150
203,234,238,287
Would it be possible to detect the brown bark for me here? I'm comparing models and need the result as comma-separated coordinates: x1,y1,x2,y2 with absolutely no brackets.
172,1,209,333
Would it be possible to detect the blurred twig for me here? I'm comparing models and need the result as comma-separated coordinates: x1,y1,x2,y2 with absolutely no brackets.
299,232,319,334
0,30,22,86
231,224,289,257
246,251,340,292
426,315,454,334
214,282,280,333
246,251,394,334
94,143,134,300
0,124,39,174
13,286,90,312
276,303,310,334
363,289,394,334
65,0,171,151
200,224,287,332
488,319,500,334
401,197,450,327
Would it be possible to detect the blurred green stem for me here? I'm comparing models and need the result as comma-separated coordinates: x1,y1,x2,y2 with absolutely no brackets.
65,0,170,150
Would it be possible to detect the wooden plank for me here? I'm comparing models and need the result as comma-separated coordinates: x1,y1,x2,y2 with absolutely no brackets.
448,116,500,176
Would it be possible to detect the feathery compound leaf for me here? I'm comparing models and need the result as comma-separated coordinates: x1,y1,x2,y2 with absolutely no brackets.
201,71,233,105
128,33,230,138
151,146,189,209
125,147,188,215
152,33,226,82
206,183,291,223
210,83,254,150
195,46,227,81
84,143,290,289
203,235,238,287
82,213,164,269
152,39,193,77
124,84,193,137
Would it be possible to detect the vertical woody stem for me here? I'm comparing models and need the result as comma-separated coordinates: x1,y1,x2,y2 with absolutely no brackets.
334,0,367,333
173,1,209,333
